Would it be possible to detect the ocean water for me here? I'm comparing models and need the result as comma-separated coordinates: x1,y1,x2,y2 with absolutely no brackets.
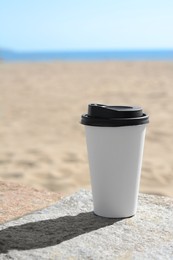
1,50,173,61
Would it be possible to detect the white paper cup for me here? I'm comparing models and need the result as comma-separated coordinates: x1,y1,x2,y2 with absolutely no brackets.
81,104,149,218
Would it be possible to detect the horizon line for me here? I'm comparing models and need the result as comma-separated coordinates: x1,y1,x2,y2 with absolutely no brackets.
1,48,173,53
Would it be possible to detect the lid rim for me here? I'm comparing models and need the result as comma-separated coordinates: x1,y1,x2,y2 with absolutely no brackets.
81,114,149,127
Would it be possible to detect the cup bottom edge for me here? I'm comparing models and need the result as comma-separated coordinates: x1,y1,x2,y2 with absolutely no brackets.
93,211,135,219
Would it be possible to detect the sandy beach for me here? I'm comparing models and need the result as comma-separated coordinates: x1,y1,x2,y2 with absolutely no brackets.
0,61,172,197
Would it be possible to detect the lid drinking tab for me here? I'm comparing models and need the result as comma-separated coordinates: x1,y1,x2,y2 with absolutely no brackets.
88,104,143,118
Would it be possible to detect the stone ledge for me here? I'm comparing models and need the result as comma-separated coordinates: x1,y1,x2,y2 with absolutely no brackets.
0,181,62,224
0,189,173,259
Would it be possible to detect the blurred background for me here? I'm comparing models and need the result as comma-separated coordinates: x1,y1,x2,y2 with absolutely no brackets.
0,0,173,196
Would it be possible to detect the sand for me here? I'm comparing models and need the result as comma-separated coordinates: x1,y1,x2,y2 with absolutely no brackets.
0,61,172,197
0,181,62,224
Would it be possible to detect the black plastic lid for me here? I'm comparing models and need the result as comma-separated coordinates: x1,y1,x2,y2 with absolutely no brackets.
81,104,149,127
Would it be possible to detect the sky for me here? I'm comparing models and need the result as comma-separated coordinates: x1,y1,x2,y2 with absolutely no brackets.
0,0,173,51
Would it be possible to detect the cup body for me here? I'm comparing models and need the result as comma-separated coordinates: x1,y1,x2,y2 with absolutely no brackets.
85,124,147,218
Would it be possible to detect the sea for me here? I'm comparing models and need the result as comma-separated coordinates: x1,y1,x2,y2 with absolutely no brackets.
1,50,173,62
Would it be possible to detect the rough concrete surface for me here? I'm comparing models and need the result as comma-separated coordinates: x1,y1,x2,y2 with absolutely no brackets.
0,190,173,259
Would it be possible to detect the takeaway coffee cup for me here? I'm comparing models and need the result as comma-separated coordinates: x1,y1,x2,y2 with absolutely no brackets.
81,104,149,218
